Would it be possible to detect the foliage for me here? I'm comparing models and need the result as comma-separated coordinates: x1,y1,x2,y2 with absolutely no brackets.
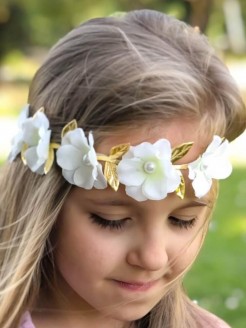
1,0,246,61
0,0,220,61
0,0,31,61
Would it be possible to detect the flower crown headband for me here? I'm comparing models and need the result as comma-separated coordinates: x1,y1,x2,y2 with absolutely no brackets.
8,105,232,201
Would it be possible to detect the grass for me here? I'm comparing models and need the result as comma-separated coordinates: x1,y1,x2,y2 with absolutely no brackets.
185,168,246,328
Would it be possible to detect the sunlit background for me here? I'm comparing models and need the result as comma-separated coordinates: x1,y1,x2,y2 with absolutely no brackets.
0,1,245,327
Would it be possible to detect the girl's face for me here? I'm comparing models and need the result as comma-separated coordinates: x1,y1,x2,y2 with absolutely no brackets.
54,119,214,323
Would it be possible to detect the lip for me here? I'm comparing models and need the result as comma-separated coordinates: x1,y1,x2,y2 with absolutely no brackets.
113,279,159,292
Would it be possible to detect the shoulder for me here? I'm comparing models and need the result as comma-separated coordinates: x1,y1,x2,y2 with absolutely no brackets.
206,313,231,328
197,306,231,328
19,312,36,328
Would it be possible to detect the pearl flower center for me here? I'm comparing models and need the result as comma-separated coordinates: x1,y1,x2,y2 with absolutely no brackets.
143,161,156,174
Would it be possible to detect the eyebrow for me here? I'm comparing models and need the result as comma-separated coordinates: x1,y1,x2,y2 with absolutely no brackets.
177,199,211,210
85,198,211,208
87,199,132,206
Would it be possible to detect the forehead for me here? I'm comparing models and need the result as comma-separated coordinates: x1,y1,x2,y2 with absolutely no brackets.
96,118,211,164
69,180,215,211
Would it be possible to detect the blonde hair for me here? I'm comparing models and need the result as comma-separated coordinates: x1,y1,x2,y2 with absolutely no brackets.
0,9,245,328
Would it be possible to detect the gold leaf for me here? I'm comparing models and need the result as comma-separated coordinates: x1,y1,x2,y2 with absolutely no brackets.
44,146,54,174
104,162,120,191
33,107,45,118
110,143,130,156
97,155,107,161
175,174,185,199
98,144,130,191
109,143,130,161
38,106,45,113
61,120,78,138
171,142,193,163
21,144,28,165
50,142,60,150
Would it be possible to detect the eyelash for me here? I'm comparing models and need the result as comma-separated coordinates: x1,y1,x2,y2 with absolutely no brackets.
89,214,127,230
168,216,197,230
89,214,197,230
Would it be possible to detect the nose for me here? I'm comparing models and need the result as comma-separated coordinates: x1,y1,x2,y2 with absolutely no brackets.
126,229,168,272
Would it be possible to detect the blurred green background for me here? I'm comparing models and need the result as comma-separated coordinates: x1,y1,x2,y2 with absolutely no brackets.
0,0,246,327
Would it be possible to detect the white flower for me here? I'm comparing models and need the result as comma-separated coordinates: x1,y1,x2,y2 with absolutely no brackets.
56,128,107,189
8,106,51,174
22,111,51,174
8,104,29,162
117,139,181,201
188,136,232,198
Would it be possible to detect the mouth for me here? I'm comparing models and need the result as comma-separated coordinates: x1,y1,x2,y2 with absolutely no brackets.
113,279,159,292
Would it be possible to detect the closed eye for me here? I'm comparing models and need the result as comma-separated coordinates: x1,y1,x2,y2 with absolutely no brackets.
168,216,197,230
89,213,129,230
89,214,197,231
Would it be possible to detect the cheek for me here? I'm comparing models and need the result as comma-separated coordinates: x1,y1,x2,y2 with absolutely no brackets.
54,215,125,283
167,230,204,276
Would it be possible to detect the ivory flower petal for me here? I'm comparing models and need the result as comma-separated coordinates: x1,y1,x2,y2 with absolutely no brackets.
21,112,51,174
117,139,181,201
8,106,51,174
24,130,51,172
56,146,83,170
94,165,111,189
142,176,168,200
8,105,29,161
73,166,96,189
22,112,49,146
190,170,212,199
56,129,107,189
124,185,149,202
117,158,146,186
188,136,232,198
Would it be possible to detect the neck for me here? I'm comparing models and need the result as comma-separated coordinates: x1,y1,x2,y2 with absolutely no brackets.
32,283,132,328
32,309,131,328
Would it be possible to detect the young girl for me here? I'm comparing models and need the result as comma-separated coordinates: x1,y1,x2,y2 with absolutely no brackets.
0,9,245,328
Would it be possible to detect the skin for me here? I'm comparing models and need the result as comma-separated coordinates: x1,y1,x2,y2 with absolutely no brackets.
33,119,215,328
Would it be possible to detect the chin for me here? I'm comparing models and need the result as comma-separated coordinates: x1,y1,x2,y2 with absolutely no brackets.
102,300,157,322
106,309,148,322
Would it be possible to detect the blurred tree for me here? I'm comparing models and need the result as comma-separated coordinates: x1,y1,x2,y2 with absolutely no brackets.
117,0,213,32
223,0,246,53
0,2,30,62
0,0,245,60
184,0,213,32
